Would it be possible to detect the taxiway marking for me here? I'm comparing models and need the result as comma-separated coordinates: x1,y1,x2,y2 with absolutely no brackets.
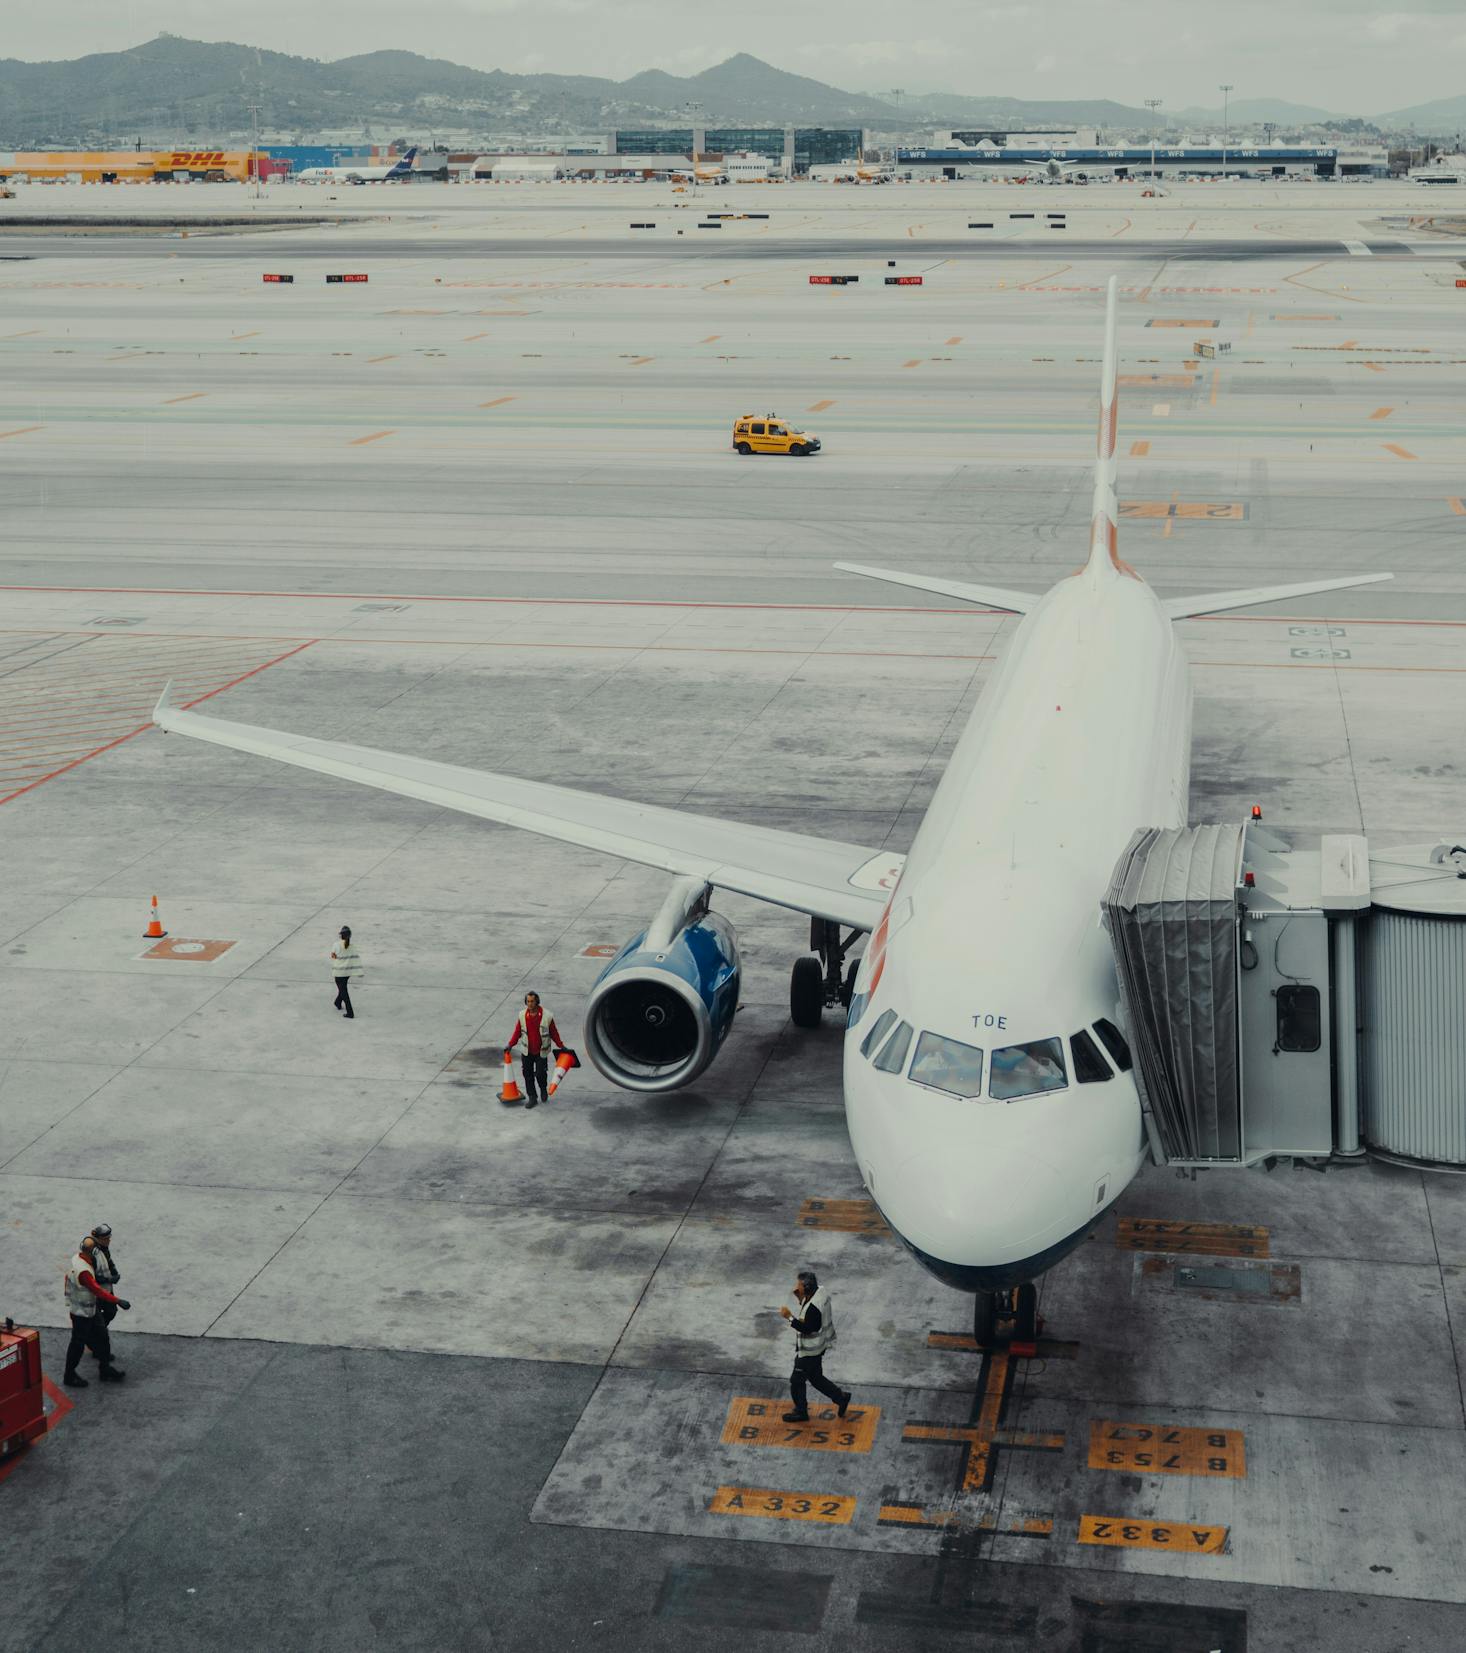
1147,318,1219,328
1120,501,1246,521
699,334,720,343
627,356,653,367
1449,497,1466,516
1079,1515,1229,1553
228,331,260,341
1369,407,1395,420
0,427,43,441
1117,1217,1270,1257
902,359,922,368
366,355,397,364
1089,1421,1246,1479
1129,440,1151,456
478,396,516,408
462,332,490,341
162,393,205,404
1383,443,1417,460
348,430,395,446
722,1397,879,1454
877,1504,1053,1536
709,1487,855,1525
0,329,43,339
806,399,835,412
1118,374,1195,388
945,335,963,345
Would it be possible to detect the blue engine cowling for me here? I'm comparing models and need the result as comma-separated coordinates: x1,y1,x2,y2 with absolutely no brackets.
585,912,741,1092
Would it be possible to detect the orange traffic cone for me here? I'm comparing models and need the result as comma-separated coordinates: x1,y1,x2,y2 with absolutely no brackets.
144,895,167,939
500,1049,523,1104
546,1049,580,1098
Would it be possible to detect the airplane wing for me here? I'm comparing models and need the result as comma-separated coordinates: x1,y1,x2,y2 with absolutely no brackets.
152,687,898,931
1163,572,1392,619
834,561,1038,614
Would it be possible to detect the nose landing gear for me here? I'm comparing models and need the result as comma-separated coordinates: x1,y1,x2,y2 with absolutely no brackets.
972,1282,1040,1351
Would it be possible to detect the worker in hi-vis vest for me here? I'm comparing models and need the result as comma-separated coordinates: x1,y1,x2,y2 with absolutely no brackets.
506,990,566,1109
63,1234,131,1387
779,1268,852,1424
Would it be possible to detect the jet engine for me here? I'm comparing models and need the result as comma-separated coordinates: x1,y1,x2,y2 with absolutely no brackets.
586,877,740,1092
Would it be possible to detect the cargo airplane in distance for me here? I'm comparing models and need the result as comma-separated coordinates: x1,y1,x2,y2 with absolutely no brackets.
296,147,418,184
153,278,1389,1348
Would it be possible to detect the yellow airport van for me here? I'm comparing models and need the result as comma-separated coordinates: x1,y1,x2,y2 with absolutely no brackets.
732,414,821,456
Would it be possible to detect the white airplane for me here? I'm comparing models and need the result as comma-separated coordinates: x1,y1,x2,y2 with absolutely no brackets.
295,147,418,185
151,279,1389,1346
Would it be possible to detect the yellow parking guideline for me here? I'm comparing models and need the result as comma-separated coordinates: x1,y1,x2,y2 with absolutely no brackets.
709,1486,855,1524
1116,1217,1269,1257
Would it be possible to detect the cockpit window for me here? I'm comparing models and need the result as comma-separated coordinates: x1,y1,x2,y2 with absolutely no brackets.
872,1019,914,1075
909,1031,984,1098
989,1037,1068,1101
1093,1017,1133,1073
860,1009,896,1059
1070,1028,1112,1085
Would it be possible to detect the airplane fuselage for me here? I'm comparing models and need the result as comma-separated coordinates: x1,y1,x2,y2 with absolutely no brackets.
842,562,1191,1289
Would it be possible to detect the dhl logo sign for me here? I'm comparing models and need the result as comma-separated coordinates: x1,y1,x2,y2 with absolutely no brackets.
168,152,226,167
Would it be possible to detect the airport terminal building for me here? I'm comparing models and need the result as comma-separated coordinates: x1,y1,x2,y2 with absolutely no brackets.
898,129,1388,178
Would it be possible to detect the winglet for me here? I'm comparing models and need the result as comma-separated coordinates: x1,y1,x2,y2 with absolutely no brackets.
153,679,178,730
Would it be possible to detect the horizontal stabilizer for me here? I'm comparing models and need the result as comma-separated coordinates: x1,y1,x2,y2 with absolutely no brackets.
1164,572,1392,619
834,561,1037,614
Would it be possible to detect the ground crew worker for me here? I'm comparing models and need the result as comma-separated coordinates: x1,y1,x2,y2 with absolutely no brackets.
63,1235,130,1388
506,990,565,1109
89,1222,121,1334
780,1268,852,1423
330,925,362,1019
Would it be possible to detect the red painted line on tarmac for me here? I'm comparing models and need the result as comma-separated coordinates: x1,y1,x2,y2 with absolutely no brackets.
0,1377,73,1486
0,640,315,807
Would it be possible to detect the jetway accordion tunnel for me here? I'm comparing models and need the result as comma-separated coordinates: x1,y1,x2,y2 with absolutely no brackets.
1103,822,1466,1172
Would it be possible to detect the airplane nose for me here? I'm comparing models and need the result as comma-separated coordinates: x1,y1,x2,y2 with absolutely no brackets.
878,1147,1068,1269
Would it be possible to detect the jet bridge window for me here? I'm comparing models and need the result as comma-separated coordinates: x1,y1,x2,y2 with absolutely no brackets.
1275,984,1321,1053
989,1037,1068,1101
1092,1017,1133,1073
909,1031,984,1099
1070,1028,1113,1085
860,1009,897,1059
872,1019,915,1075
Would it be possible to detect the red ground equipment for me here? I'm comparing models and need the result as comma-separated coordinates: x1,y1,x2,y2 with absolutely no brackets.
0,1319,46,1463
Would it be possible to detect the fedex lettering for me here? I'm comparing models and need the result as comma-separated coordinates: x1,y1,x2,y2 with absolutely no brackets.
169,152,226,167
972,1014,1008,1031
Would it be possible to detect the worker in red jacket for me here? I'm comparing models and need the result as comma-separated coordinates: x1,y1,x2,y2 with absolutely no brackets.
506,990,566,1109
63,1234,131,1387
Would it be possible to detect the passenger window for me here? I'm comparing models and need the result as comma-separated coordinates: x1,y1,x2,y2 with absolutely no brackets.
909,1031,984,1098
1276,984,1321,1053
860,1009,896,1059
1070,1029,1112,1085
770,425,786,436
872,1020,914,1075
989,1037,1068,1101
1093,1017,1133,1073
751,422,766,435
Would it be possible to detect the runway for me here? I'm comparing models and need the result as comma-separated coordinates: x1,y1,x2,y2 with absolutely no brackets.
3,187,1466,1652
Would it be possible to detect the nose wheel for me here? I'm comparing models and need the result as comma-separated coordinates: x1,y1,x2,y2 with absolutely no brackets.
972,1283,1040,1351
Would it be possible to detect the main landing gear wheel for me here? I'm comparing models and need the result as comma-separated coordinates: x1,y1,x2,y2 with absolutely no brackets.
790,956,824,1028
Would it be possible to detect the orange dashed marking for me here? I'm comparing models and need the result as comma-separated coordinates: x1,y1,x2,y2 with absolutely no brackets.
1383,443,1417,460
348,430,395,446
1130,441,1151,457
0,426,43,440
807,399,835,412
366,355,397,364
478,396,515,409
1369,407,1395,420
162,393,205,405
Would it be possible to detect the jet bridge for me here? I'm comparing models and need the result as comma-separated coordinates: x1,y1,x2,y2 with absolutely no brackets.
1103,820,1466,1170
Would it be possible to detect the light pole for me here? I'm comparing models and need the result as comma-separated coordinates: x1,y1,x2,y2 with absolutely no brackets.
1145,98,1162,181
1219,83,1234,179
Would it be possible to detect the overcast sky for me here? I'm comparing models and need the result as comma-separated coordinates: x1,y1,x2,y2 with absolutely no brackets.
8,2,1463,113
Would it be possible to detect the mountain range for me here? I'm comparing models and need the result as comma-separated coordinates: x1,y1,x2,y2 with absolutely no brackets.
0,36,1451,145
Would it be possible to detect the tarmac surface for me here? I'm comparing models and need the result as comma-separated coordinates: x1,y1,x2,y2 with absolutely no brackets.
3,182,1466,1651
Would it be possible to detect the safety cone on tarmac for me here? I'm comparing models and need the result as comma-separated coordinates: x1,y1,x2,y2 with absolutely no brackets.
143,895,167,939
499,1049,523,1105
545,1049,582,1099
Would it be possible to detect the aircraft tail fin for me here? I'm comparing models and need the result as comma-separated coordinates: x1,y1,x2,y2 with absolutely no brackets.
1084,275,1132,580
